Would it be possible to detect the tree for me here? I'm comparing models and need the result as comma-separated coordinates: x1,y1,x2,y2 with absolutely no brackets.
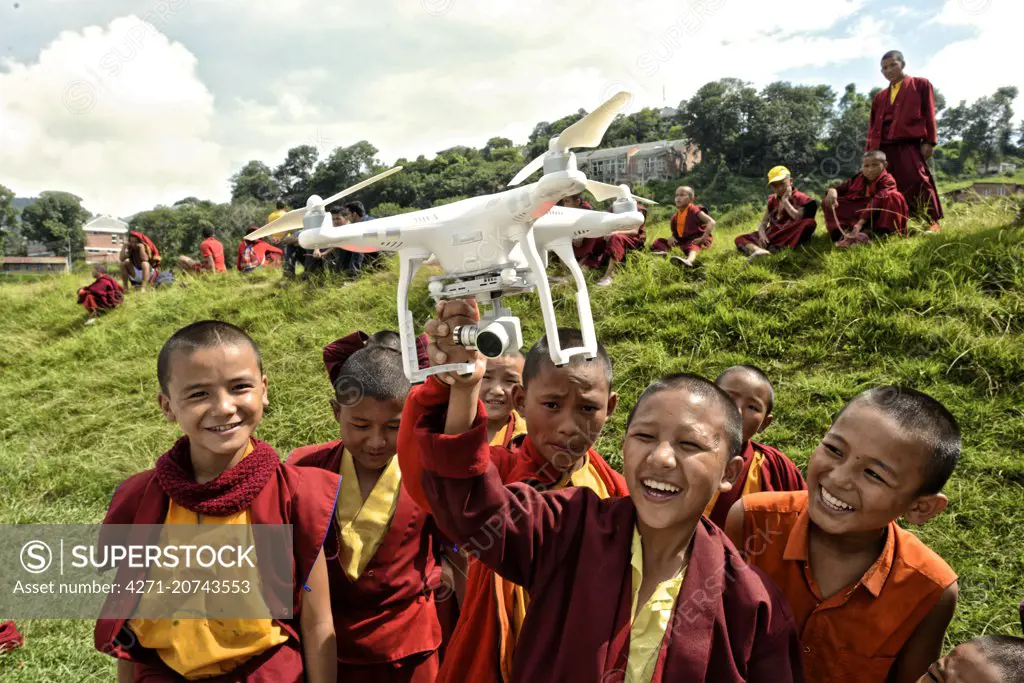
0,184,18,254
678,79,764,173
824,83,872,176
273,145,319,209
308,141,381,201
19,192,89,258
758,82,835,174
230,161,281,204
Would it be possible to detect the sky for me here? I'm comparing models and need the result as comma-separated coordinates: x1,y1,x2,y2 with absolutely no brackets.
0,0,1019,218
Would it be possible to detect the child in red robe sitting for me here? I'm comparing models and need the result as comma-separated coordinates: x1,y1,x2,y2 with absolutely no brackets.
703,365,805,528
735,166,818,261
77,264,124,325
575,204,649,287
651,186,715,268
288,330,444,683
402,298,804,683
94,320,340,683
823,150,909,247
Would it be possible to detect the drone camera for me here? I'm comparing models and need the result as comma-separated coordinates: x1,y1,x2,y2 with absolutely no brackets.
453,317,523,359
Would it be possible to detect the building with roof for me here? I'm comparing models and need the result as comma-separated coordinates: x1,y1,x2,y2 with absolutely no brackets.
83,216,129,264
943,182,1024,203
574,139,701,185
1,256,70,274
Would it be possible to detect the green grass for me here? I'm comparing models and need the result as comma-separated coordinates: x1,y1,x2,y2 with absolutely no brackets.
1,200,1023,679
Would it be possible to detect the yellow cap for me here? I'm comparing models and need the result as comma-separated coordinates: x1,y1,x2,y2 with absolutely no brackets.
767,165,791,184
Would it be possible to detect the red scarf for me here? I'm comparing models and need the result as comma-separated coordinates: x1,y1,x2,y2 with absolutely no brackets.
0,621,23,652
154,436,280,515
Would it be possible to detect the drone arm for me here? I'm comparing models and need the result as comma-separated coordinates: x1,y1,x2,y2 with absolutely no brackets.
400,252,478,385
547,242,598,364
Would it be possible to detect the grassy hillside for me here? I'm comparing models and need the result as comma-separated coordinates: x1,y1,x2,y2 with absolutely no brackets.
0,200,1022,679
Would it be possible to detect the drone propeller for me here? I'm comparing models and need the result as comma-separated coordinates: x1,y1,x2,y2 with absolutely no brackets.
246,166,403,241
508,91,632,187
584,180,658,205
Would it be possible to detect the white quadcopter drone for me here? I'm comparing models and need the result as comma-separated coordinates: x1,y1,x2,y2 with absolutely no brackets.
248,91,656,384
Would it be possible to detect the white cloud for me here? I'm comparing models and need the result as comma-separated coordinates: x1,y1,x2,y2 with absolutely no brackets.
7,0,1014,220
923,0,1024,106
0,14,229,217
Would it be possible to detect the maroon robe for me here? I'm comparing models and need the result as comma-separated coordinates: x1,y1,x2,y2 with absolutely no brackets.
0,620,23,653
576,205,648,270
286,440,443,682
398,377,629,683
93,444,341,681
411,403,804,683
706,441,807,530
651,204,712,254
824,170,909,242
78,274,124,312
735,190,818,251
866,76,942,223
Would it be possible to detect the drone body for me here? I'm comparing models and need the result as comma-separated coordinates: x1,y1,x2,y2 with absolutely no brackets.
248,92,654,384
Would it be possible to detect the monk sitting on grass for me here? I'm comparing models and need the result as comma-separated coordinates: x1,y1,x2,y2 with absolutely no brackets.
78,264,124,325
651,186,715,268
823,151,909,248
735,166,818,261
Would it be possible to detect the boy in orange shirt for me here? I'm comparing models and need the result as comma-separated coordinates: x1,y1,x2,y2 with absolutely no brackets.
726,386,961,683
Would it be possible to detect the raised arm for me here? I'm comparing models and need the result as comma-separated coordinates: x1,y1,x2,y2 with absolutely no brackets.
414,395,588,592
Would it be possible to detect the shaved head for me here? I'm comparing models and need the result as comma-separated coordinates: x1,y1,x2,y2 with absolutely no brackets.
522,328,611,390
865,150,888,163
839,387,961,495
882,50,905,65
157,321,262,394
628,373,744,459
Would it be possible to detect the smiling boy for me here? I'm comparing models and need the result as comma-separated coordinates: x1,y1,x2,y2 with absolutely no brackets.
727,386,961,683
397,302,628,683
94,321,340,683
703,365,805,529
480,351,527,447
400,299,803,682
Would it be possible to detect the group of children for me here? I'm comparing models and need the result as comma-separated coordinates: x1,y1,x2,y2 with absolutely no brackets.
575,50,945,274
87,306,1023,683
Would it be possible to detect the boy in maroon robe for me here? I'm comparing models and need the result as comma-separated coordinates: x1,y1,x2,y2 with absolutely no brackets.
867,50,943,231
78,264,124,324
824,150,910,247
288,331,444,683
94,320,340,683
398,318,630,683
651,186,715,268
704,365,805,528
576,204,649,287
405,299,803,682
735,167,818,261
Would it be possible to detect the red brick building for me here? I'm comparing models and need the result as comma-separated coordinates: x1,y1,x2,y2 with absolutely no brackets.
83,216,129,264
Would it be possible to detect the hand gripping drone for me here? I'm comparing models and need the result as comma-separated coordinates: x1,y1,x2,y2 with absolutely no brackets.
248,91,656,384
